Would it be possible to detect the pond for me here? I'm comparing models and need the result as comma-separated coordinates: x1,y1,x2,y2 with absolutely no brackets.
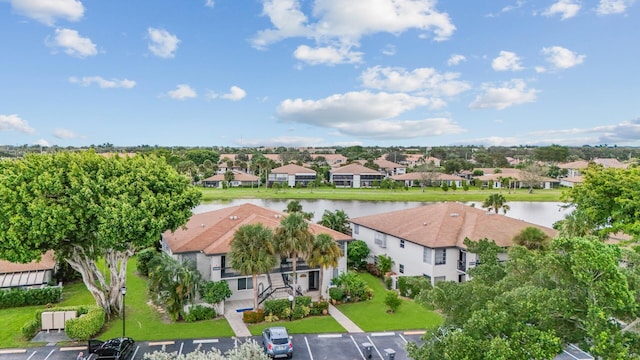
195,199,573,228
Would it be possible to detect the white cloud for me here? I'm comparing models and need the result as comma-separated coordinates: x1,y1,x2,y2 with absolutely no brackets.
277,91,433,126
447,54,466,66
222,86,247,101
469,79,538,110
334,118,466,139
166,84,197,100
543,0,581,20
381,44,396,56
239,136,325,147
53,128,83,139
542,46,586,70
204,0,215,8
294,44,363,65
69,76,136,88
360,66,471,97
10,0,84,25
47,28,97,58
491,51,524,72
597,0,636,14
34,139,50,146
147,28,180,58
252,0,455,61
529,118,640,144
486,0,525,17
0,114,35,134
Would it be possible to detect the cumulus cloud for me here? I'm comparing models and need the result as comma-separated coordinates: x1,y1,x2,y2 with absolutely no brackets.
166,84,197,100
0,114,36,134
46,28,97,58
69,76,136,88
492,51,524,72
360,66,471,97
381,44,396,56
147,28,180,58
239,136,326,147
334,118,466,139
543,0,581,20
34,139,50,147
447,54,466,66
597,0,635,14
53,128,83,139
529,118,640,144
469,79,539,110
542,46,586,70
205,0,215,8
294,45,363,65
10,0,84,25
207,86,247,101
252,0,455,64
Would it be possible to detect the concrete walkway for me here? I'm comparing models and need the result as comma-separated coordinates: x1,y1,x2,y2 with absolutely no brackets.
328,304,364,333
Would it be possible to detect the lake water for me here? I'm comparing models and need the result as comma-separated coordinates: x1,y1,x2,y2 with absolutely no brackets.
195,199,573,228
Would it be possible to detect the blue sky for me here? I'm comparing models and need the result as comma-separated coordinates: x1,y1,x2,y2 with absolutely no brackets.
1,0,639,148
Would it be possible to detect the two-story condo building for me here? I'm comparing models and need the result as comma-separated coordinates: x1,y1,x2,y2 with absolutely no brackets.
329,163,384,188
350,202,556,285
268,164,316,187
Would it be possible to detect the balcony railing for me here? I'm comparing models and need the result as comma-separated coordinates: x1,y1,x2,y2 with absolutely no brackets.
220,260,314,279
457,260,466,272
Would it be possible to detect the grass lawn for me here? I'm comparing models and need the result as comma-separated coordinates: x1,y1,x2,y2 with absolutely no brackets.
248,315,346,336
200,186,564,203
336,273,443,332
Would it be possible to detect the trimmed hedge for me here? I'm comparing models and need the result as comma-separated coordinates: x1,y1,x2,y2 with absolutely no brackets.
0,286,62,308
184,305,217,322
309,301,329,316
242,309,265,324
20,305,102,341
329,287,344,301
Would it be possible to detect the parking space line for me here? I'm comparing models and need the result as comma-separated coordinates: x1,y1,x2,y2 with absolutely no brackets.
403,330,425,335
366,335,384,360
148,341,175,346
0,349,26,354
349,335,366,360
193,338,219,344
179,341,184,355
59,346,86,351
371,332,395,337
43,348,55,359
304,336,314,360
132,346,140,359
318,334,342,338
26,351,37,360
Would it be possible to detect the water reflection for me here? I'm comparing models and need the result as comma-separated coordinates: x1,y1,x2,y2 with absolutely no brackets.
195,199,573,228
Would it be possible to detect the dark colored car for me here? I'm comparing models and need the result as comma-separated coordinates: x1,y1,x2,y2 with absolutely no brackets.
262,327,293,359
86,337,135,360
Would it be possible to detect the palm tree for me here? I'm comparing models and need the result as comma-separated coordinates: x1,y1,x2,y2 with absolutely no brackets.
482,193,510,214
307,233,343,298
230,224,277,310
274,213,314,307
284,200,314,220
319,209,350,235
513,226,550,250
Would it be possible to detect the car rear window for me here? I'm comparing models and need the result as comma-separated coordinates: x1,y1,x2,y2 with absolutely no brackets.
272,337,289,345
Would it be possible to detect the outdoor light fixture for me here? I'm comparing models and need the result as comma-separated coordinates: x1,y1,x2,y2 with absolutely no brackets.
288,295,294,321
120,286,127,338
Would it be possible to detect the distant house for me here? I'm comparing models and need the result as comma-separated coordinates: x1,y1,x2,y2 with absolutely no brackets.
559,176,584,188
391,172,465,188
312,154,348,167
0,250,56,289
350,202,556,285
558,158,628,178
471,168,559,189
201,170,259,188
161,203,353,302
358,159,406,177
268,164,316,187
329,163,384,188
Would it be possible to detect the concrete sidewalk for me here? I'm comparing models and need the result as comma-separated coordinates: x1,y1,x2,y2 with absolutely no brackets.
328,304,364,333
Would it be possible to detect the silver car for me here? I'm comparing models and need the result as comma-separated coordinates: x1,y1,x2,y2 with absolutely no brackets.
262,326,293,358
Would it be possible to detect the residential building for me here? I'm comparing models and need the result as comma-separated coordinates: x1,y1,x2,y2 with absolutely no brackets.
311,154,348,167
350,202,556,286
161,203,353,304
268,164,316,187
329,163,384,188
472,168,559,189
201,170,259,188
391,172,465,187
0,250,56,289
358,159,406,176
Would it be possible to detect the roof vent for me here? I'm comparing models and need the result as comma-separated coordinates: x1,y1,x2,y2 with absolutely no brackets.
275,214,281,218
450,213,459,217
229,215,238,220
423,222,428,226
201,224,205,227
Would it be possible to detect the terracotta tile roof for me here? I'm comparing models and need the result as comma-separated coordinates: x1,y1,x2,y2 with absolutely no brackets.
558,160,589,169
312,154,347,163
391,173,464,181
473,168,521,175
593,158,628,169
202,170,259,182
561,176,583,183
330,163,381,175
350,202,556,249
0,250,56,273
271,164,316,174
163,203,353,255
374,159,404,169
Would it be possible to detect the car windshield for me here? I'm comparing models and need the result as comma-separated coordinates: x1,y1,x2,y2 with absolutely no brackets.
272,337,289,345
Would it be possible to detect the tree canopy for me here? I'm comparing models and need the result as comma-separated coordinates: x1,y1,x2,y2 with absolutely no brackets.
0,151,201,317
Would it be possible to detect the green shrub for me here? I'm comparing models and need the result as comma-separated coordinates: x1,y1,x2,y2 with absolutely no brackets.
397,276,409,297
65,306,105,341
404,276,432,299
384,291,401,313
242,309,264,324
263,299,291,318
183,305,216,322
384,276,393,290
309,301,329,316
294,296,311,308
0,286,62,308
332,272,369,301
136,248,159,277
264,313,279,323
328,287,344,301
292,305,309,320
21,319,40,340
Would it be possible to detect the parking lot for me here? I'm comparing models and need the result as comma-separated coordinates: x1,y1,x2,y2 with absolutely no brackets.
0,331,424,360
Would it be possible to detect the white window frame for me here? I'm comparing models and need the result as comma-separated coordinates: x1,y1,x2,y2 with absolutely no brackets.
400,239,405,248
423,248,432,264
237,277,253,291
435,248,447,265
374,232,387,248
399,264,404,274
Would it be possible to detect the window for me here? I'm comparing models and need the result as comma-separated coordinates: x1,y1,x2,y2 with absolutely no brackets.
374,232,386,248
237,277,253,291
399,264,404,274
434,276,446,283
435,249,447,265
353,224,359,235
423,248,432,264
400,239,405,248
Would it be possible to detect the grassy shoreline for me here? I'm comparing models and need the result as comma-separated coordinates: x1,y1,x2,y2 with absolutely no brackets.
200,186,565,203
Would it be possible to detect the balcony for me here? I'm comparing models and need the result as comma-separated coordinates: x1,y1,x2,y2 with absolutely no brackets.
457,260,467,272
220,259,313,279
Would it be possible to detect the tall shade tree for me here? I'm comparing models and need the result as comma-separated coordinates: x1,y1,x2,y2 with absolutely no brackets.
307,233,343,297
0,151,201,317
482,193,510,214
274,213,314,307
284,200,313,220
229,224,277,310
318,209,350,234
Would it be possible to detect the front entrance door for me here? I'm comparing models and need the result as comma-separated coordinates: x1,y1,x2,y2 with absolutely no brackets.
308,271,319,291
